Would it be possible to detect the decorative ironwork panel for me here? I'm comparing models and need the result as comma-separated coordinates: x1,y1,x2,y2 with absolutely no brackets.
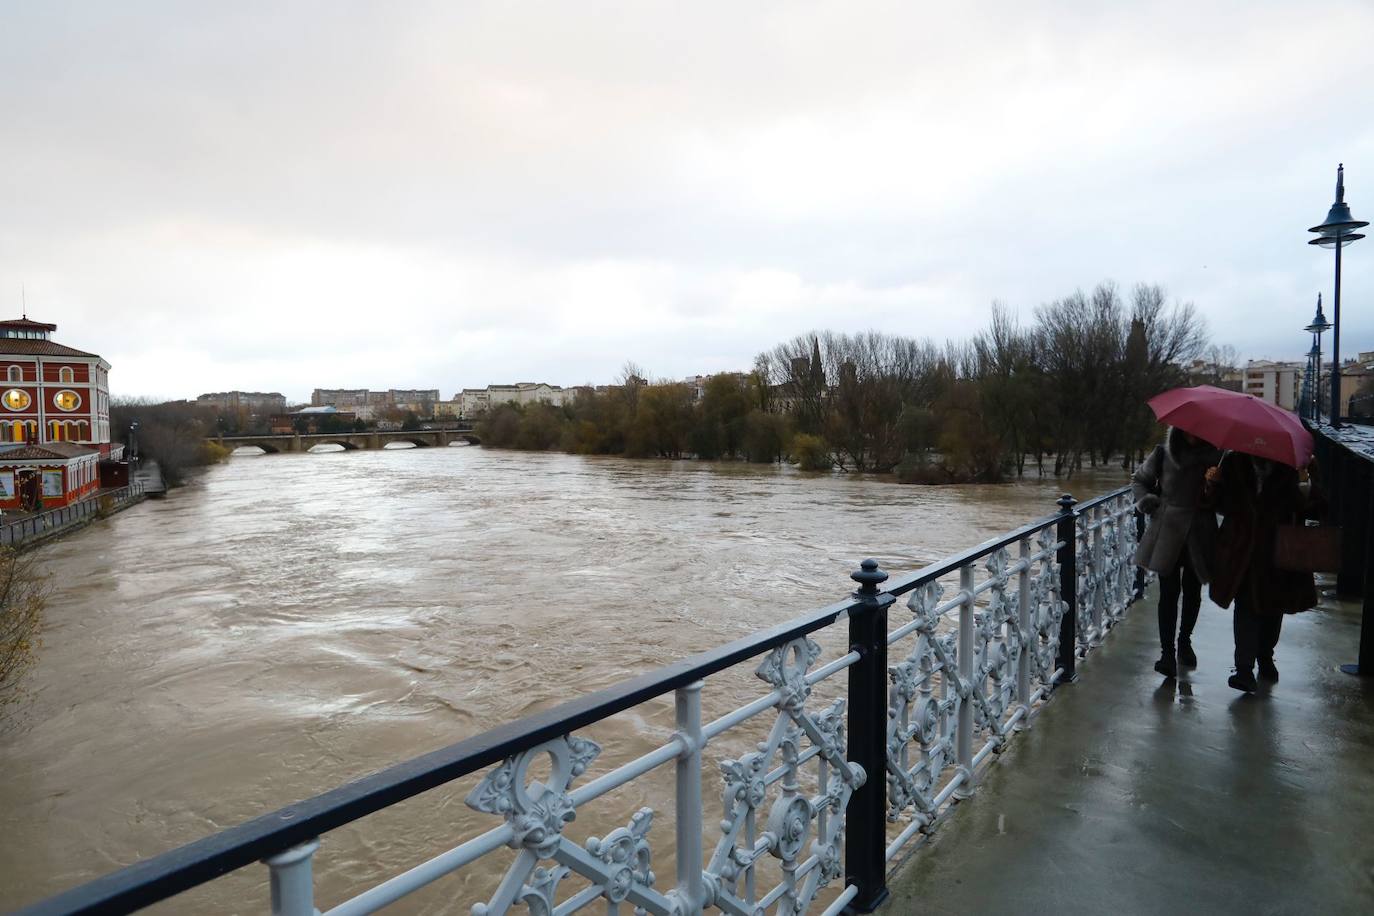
466,736,676,915
708,637,864,916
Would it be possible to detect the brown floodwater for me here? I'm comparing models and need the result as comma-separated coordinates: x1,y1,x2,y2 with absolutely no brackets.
0,446,1125,913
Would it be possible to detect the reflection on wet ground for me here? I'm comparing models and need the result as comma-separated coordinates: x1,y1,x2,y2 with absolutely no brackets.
0,447,1125,911
880,582,1374,914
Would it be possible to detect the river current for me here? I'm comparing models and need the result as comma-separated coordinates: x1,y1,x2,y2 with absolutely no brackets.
0,446,1125,912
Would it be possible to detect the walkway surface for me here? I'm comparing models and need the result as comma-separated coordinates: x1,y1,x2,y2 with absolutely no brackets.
132,459,166,495
880,582,1374,915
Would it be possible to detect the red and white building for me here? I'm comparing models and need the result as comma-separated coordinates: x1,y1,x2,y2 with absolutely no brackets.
0,317,118,510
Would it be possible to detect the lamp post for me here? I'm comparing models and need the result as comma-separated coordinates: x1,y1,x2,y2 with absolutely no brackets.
1308,164,1368,428
1304,340,1321,419
1304,292,1332,419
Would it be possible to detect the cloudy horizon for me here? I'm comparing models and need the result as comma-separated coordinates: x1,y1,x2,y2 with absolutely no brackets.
3,1,1373,403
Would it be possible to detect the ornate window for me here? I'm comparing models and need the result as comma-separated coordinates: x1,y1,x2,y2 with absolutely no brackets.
2,389,31,411
54,389,81,411
59,367,74,383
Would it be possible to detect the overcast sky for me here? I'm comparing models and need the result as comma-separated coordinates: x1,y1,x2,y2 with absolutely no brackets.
2,1,1373,402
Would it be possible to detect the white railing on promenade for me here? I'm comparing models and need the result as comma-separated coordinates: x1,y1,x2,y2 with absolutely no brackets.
17,487,1143,916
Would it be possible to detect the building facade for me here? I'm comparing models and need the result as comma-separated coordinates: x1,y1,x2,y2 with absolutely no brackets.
457,383,570,416
312,388,441,415
0,442,101,509
1241,360,1302,411
0,317,117,510
197,390,287,415
311,388,370,408
0,317,113,453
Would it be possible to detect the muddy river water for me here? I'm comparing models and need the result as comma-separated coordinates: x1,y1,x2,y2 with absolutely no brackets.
0,446,1125,912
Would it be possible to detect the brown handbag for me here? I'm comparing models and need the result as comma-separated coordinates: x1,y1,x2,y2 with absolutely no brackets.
1273,523,1342,572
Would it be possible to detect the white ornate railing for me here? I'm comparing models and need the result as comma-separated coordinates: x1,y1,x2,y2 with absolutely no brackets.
19,488,1144,916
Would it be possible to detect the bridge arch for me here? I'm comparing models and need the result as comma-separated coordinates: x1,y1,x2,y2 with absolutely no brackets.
229,441,281,455
307,440,361,452
382,437,432,448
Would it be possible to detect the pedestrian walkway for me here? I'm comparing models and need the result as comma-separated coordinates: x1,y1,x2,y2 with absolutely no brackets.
880,581,1374,915
132,459,166,496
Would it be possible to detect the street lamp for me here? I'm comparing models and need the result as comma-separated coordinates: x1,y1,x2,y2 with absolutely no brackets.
1304,292,1331,419
1308,163,1368,427
1304,340,1322,419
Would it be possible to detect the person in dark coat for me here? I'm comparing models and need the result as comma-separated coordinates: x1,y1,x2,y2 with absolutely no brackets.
1132,427,1222,678
1207,452,1319,693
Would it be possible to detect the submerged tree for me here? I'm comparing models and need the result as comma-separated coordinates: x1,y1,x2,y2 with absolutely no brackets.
0,547,48,732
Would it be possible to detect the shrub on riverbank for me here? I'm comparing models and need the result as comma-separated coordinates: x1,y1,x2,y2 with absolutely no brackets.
111,399,229,487
0,548,48,731
790,433,832,471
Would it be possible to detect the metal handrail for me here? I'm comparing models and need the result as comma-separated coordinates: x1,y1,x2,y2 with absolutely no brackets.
18,596,878,915
18,485,1140,916
0,484,144,547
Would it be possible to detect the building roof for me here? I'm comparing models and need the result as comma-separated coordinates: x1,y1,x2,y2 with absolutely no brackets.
0,317,59,332
0,442,98,461
294,405,341,414
0,338,100,358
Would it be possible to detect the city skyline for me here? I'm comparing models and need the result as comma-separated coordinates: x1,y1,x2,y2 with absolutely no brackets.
3,2,1373,402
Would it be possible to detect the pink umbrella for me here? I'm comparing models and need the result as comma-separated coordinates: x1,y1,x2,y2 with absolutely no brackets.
1147,384,1314,468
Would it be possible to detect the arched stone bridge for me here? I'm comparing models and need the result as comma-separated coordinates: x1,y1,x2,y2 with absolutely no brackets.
217,426,480,454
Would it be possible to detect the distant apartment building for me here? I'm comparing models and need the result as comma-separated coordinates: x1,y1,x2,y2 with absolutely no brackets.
312,387,441,414
312,388,370,408
682,375,709,401
457,383,570,417
1241,360,1303,411
387,388,440,413
196,390,287,415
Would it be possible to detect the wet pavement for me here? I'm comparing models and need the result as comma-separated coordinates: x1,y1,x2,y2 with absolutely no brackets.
881,580,1374,915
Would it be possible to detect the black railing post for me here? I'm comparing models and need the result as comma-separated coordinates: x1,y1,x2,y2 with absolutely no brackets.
1343,460,1374,676
1133,508,1146,600
845,558,891,913
1055,494,1079,683
1337,448,1368,598
1360,470,1374,675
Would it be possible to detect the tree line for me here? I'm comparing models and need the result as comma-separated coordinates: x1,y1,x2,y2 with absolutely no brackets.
478,282,1222,482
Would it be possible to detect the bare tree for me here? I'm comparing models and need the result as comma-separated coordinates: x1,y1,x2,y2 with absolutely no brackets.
0,548,48,731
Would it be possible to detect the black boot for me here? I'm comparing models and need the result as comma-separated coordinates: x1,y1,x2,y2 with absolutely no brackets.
1177,637,1197,667
1154,650,1177,678
1258,658,1279,682
1228,668,1257,693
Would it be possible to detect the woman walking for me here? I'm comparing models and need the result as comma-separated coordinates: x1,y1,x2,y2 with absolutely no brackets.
1132,427,1222,678
1208,453,1319,693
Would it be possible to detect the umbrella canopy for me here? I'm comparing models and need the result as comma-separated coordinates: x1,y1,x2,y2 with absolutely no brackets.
1147,385,1314,468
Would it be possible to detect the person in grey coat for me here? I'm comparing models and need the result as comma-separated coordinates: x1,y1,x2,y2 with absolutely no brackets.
1132,426,1222,677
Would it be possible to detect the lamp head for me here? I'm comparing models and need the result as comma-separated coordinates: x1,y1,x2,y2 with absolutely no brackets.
1309,164,1370,239
1304,292,1332,334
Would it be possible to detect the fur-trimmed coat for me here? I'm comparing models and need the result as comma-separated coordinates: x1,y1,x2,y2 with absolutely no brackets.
1208,452,1319,616
1132,427,1222,581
